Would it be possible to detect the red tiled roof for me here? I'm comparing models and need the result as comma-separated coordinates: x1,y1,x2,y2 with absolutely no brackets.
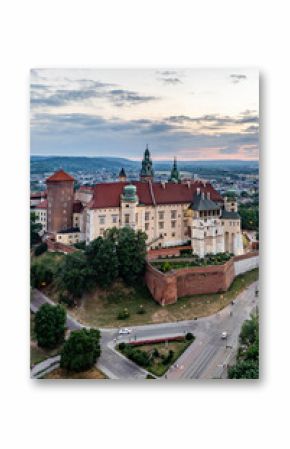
34,199,48,209
88,180,223,209
46,170,74,182
73,200,84,213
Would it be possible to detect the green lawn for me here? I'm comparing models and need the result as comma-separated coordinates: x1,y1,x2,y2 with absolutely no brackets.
46,268,258,328
119,339,193,377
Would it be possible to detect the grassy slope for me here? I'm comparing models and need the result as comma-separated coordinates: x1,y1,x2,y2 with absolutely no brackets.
44,268,258,328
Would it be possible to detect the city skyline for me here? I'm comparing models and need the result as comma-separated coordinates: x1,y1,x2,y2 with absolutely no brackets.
31,68,259,161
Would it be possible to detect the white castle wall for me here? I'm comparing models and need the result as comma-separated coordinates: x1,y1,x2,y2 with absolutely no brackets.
234,255,259,276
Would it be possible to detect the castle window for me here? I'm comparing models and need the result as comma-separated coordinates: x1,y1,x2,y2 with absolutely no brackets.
145,223,149,231
159,221,164,229
100,228,104,236
112,215,118,224
99,215,105,225
145,212,150,221
158,211,164,220
171,221,176,228
171,210,177,219
125,214,130,224
135,213,138,223
172,232,175,237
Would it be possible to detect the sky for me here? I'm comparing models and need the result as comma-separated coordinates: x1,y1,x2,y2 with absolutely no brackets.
30,68,259,161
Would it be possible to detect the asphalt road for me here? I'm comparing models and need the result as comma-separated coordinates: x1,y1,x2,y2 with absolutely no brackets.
31,281,258,380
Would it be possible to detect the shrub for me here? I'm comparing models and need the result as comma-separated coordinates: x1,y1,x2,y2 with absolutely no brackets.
58,292,75,307
60,329,101,372
162,350,174,365
146,374,155,379
137,304,146,314
153,348,159,357
74,241,86,250
160,261,172,273
185,332,194,341
128,349,150,367
34,303,66,349
117,308,130,320
34,242,48,257
118,342,126,350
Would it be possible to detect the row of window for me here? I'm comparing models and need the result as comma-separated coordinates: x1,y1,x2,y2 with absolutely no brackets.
145,210,177,221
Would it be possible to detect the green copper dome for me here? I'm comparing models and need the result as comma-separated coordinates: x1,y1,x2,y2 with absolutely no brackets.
122,184,138,202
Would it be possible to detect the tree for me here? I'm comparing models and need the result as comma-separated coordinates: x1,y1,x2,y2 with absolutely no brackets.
228,360,259,379
85,237,119,288
227,313,259,379
107,227,147,285
31,256,56,288
34,303,66,349
57,252,95,299
31,212,42,246
60,329,101,372
34,242,48,256
239,314,259,346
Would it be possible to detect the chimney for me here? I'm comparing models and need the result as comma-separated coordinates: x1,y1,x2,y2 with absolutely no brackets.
197,187,201,195
201,191,205,200
207,191,210,200
161,181,166,189
187,180,191,189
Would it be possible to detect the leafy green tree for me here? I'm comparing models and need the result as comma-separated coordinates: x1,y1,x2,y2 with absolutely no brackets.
31,212,42,246
60,329,101,372
34,303,66,349
34,242,48,256
228,313,259,379
85,237,119,287
239,314,259,346
31,256,55,288
228,360,259,379
108,227,147,285
57,252,95,299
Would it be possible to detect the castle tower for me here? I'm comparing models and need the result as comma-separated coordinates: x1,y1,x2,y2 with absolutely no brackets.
118,167,127,182
46,169,74,233
120,184,138,229
140,144,154,182
168,156,181,183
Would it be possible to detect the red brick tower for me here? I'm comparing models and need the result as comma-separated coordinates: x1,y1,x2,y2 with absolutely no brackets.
46,169,74,233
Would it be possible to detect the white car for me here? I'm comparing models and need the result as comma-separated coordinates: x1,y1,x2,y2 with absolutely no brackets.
118,328,132,335
221,331,228,339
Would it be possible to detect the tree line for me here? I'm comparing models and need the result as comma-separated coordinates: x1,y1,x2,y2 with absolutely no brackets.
31,227,147,302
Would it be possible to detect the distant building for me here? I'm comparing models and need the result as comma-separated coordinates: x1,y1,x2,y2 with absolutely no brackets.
30,146,243,256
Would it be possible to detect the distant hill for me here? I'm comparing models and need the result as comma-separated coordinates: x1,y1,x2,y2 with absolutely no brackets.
30,155,258,175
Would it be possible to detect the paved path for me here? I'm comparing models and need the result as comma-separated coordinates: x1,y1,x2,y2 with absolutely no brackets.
31,282,258,379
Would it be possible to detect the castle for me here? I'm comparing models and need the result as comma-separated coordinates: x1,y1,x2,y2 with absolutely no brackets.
31,146,244,257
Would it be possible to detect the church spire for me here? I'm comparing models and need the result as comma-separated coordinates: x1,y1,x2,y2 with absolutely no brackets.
168,156,181,183
140,145,154,182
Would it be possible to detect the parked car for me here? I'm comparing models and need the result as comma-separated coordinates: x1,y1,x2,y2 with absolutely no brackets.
118,328,132,335
221,331,228,339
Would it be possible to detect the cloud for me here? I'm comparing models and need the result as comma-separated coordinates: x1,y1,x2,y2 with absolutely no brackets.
156,69,183,85
166,112,258,128
230,74,247,84
31,111,259,160
30,82,158,108
108,89,158,106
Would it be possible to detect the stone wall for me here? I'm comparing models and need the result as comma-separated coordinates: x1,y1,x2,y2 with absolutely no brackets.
233,251,259,276
145,259,235,305
145,252,259,306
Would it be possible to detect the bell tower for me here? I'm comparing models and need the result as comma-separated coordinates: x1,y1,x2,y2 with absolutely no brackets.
140,145,154,182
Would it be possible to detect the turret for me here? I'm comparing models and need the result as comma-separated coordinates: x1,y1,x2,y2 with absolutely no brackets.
168,157,181,183
118,167,127,182
140,144,154,182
